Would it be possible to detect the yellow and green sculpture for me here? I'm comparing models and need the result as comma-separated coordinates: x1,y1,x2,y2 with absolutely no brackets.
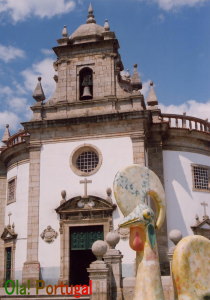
113,164,210,300
113,164,166,300
172,235,210,300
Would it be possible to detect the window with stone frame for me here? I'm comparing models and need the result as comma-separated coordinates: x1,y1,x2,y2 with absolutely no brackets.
7,177,17,204
70,144,102,176
192,164,210,192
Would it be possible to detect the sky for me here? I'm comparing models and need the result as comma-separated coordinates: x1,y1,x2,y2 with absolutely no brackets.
0,0,210,139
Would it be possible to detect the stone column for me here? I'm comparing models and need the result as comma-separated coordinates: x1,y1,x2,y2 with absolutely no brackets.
0,169,6,286
131,133,145,166
168,229,182,276
87,240,109,300
148,140,169,274
22,144,41,286
103,231,123,300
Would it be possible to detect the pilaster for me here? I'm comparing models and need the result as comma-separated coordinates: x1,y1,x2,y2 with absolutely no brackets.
22,143,41,286
131,133,145,166
103,249,123,300
0,174,6,286
148,140,169,274
87,260,109,300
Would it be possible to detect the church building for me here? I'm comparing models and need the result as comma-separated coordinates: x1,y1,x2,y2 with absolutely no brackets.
0,4,210,287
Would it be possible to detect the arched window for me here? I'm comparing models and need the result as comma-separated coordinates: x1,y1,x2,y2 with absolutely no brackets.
79,67,93,100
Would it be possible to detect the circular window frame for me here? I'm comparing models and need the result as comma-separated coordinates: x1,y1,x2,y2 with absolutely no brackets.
70,144,102,176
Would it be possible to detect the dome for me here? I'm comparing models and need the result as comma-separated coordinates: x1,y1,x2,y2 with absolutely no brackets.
70,23,104,44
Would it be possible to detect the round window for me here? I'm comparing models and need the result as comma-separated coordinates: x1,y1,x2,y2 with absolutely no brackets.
70,144,102,176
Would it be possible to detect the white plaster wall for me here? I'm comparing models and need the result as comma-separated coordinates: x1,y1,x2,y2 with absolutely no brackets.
163,150,210,243
5,163,29,279
39,136,136,278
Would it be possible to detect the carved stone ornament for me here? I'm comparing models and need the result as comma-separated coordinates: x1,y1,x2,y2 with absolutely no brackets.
1,224,17,242
191,215,210,240
55,195,116,221
40,225,58,243
118,227,130,240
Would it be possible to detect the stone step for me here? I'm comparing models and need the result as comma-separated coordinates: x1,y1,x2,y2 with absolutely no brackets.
0,296,89,300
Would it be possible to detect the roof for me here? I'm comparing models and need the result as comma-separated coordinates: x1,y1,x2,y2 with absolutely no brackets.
70,22,104,44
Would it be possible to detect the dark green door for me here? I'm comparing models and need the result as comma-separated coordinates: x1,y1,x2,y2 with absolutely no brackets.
5,247,12,282
70,225,103,285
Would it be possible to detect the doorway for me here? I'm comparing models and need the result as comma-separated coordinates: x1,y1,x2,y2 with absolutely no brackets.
70,225,103,285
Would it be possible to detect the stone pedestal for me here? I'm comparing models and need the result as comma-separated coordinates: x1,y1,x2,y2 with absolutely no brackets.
87,260,109,300
104,249,123,300
22,261,40,287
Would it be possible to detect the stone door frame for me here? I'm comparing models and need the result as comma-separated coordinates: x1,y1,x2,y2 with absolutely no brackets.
59,219,110,284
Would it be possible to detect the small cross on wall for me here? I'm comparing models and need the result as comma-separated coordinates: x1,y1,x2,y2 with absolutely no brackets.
201,201,209,219
80,178,92,198
8,212,12,227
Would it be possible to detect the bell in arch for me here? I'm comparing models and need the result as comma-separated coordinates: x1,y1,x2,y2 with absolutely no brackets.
81,85,92,100
79,68,93,100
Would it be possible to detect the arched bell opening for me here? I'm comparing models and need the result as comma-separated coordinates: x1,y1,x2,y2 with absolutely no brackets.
79,67,93,100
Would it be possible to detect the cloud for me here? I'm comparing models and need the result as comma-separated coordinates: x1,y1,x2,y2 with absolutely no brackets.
0,0,76,22
0,111,20,130
158,13,165,22
151,0,207,11
8,97,28,112
141,80,151,98
0,44,25,62
41,49,54,56
0,58,55,137
0,85,13,96
21,58,56,99
160,99,210,120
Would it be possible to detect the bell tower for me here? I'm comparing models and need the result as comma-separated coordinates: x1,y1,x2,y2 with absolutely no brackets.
31,3,144,121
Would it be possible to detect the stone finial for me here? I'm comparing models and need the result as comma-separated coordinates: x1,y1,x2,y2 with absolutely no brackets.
104,19,110,31
146,81,158,106
126,69,130,78
87,3,96,24
169,229,182,246
8,212,12,229
106,187,113,204
195,214,200,225
131,64,142,91
106,187,112,197
168,229,183,275
2,124,10,143
106,231,120,249
62,25,68,37
92,240,107,260
32,77,46,102
60,190,66,205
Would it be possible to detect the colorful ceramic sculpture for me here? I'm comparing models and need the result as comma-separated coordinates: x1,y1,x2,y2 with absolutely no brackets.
172,235,210,300
113,165,166,300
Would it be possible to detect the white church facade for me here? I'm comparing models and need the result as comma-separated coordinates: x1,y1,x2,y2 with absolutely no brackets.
0,4,210,287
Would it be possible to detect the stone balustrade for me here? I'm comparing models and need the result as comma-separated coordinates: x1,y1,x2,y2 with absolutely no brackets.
6,131,29,148
161,113,210,132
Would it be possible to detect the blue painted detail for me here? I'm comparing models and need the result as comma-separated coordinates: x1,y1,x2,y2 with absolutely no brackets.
147,224,156,249
115,174,140,196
